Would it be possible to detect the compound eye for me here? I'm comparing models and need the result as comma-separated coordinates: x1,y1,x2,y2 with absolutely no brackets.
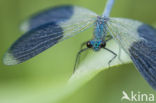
86,41,92,48
100,42,106,48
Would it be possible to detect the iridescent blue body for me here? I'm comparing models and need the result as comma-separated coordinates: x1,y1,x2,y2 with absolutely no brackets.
90,16,108,51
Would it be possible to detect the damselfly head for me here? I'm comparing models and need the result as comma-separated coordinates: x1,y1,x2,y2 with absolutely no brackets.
86,40,106,51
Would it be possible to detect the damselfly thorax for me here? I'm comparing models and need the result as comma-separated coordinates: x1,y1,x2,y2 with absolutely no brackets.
87,16,109,51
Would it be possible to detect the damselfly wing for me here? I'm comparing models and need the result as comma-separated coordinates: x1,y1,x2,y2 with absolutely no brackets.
107,18,156,89
3,5,97,65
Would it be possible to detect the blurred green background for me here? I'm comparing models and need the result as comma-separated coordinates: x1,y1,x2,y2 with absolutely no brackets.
0,0,156,103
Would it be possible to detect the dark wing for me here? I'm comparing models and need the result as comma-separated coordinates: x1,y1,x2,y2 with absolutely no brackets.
21,5,97,33
3,6,97,65
107,18,156,89
129,25,156,89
